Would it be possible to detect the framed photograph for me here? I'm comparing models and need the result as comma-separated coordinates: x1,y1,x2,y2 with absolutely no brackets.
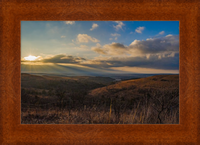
0,0,200,144
21,21,179,125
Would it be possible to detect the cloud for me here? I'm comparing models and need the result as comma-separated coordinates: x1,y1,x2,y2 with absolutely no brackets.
92,35,179,57
92,42,128,56
61,35,66,38
65,21,75,25
77,34,100,43
90,23,99,31
91,48,107,55
129,35,179,55
166,34,173,37
41,54,86,63
109,38,113,40
21,54,86,64
88,35,179,70
113,21,125,31
135,27,145,34
21,55,42,62
158,31,165,35
91,43,106,55
83,52,179,70
22,34,179,71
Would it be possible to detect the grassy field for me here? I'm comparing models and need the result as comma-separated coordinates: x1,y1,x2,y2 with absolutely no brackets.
21,73,179,124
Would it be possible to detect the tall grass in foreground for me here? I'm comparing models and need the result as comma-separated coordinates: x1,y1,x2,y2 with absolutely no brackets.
21,103,179,124
21,86,179,124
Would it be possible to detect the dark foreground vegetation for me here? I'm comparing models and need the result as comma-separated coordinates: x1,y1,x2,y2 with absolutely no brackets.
21,73,179,124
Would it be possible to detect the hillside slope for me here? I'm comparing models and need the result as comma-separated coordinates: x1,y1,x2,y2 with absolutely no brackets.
89,74,179,99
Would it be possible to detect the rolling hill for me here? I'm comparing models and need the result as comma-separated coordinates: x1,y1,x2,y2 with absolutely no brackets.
89,74,179,99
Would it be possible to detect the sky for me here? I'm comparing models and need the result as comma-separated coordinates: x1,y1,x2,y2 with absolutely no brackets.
21,21,179,75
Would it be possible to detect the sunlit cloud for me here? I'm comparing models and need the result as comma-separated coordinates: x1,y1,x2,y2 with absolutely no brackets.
113,21,125,31
23,55,42,61
158,31,165,35
77,34,100,43
135,27,145,34
129,35,179,55
92,35,179,57
90,23,99,31
21,21,179,74
166,34,173,37
65,21,75,25
22,54,87,64
92,42,128,56
41,54,86,63
83,52,179,70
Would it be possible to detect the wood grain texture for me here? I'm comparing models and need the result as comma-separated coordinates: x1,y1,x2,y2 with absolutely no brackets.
0,0,200,144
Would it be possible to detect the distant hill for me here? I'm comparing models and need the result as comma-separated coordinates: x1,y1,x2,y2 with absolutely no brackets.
89,74,179,99
21,73,115,89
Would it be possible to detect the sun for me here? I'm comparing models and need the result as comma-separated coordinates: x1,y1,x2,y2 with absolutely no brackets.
24,55,38,61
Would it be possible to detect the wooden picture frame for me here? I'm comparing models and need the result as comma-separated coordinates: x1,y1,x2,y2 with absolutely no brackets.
0,0,200,144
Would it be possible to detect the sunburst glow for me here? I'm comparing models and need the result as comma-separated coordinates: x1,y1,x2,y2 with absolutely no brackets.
24,55,39,61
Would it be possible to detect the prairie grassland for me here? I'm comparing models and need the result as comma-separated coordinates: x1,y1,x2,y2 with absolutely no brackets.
21,101,179,124
21,74,179,124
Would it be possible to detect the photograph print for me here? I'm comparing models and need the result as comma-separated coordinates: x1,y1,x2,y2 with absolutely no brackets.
21,21,179,124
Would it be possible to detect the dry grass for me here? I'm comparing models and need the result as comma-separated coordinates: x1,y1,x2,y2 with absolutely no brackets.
21,74,179,124
21,104,179,124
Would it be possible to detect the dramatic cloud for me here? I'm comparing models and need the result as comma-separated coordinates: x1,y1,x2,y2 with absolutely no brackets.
90,23,99,31
83,53,179,70
135,27,145,34
61,35,66,38
41,54,86,64
65,21,75,25
113,21,125,31
87,35,179,70
77,34,100,43
92,35,179,57
129,35,179,55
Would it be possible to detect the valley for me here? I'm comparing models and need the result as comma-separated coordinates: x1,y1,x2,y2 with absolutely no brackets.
21,73,179,124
